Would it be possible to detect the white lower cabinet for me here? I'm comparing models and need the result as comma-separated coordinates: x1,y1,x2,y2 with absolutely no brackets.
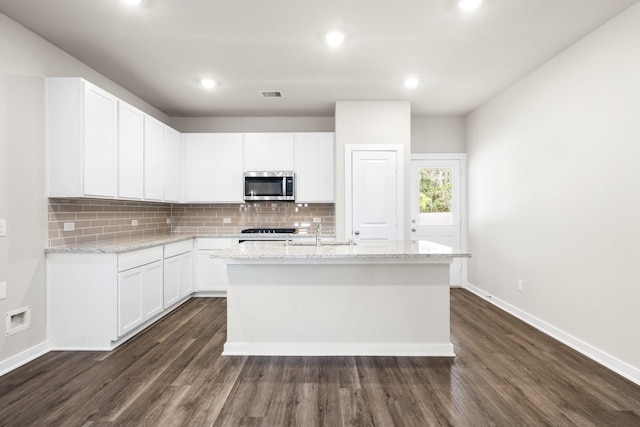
47,243,193,350
117,249,164,337
196,238,237,295
163,240,194,308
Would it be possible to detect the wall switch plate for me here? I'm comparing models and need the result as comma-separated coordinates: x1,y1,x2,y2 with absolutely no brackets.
0,282,6,300
0,219,6,237
313,217,322,223
517,279,524,292
131,219,138,226
63,222,75,231
223,218,231,224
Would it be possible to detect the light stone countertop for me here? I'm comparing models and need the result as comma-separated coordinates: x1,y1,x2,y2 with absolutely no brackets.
217,240,471,260
45,234,195,254
44,233,331,254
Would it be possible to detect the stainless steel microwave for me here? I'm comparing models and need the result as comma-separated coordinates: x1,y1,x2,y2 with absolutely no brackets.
244,171,295,201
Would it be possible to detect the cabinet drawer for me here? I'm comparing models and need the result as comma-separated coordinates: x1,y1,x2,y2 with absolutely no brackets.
118,246,163,272
164,239,193,258
197,238,237,250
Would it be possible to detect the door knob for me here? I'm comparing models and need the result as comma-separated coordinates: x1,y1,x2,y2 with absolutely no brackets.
411,227,416,232
354,230,360,235
411,219,416,224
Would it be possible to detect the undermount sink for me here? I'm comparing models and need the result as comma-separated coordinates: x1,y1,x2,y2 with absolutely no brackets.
287,240,355,246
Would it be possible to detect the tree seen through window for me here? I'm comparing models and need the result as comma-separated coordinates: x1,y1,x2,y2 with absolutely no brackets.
419,168,452,213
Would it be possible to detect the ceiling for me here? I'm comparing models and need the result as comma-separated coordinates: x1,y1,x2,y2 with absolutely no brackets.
0,0,636,117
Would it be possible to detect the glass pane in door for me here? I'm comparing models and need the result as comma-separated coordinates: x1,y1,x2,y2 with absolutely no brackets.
418,167,453,225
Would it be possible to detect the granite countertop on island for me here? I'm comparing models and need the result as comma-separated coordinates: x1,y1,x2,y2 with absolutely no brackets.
217,240,471,260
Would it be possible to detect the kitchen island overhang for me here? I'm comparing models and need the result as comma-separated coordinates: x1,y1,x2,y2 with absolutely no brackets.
218,241,470,357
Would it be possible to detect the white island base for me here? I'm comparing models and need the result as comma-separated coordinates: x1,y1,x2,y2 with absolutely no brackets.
223,258,455,357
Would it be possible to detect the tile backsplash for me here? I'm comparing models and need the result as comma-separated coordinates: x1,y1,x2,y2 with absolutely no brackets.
48,199,335,247
48,199,172,248
171,202,335,235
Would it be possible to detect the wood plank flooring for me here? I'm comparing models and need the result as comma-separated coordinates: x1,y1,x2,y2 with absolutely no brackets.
1,289,639,426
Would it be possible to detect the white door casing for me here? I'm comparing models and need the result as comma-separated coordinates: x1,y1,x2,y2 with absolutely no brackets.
346,145,404,243
410,154,467,286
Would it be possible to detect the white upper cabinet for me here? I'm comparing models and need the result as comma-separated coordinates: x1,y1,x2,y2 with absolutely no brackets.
117,101,144,200
47,78,118,198
212,134,244,202
163,126,181,202
47,80,334,207
244,133,294,171
294,133,335,203
184,134,216,202
184,133,243,203
143,115,164,201
46,77,181,203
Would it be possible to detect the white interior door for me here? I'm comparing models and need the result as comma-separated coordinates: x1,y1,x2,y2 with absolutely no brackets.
411,157,464,286
351,150,399,242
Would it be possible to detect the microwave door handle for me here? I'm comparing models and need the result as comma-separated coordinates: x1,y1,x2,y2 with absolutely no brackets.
282,178,286,197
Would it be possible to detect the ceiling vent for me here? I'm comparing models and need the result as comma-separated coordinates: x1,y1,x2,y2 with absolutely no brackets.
260,90,283,98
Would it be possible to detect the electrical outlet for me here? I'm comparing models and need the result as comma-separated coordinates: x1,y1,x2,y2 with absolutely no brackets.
63,222,75,231
313,217,322,223
223,218,231,224
0,219,6,237
0,282,6,300
517,279,524,292
131,219,138,226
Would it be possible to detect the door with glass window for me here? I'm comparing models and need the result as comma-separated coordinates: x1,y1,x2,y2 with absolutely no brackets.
411,158,463,286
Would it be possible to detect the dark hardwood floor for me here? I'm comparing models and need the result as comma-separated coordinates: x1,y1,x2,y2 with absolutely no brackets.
1,289,639,426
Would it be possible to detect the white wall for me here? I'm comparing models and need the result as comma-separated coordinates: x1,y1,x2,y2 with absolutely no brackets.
335,101,411,239
412,115,466,153
466,3,640,380
0,12,171,366
171,116,334,133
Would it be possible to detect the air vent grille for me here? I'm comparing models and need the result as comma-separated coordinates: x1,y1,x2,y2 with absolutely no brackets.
260,91,283,98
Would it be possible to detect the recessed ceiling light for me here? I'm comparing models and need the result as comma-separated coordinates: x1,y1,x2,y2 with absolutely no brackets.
457,0,482,11
200,78,217,89
325,31,345,47
121,0,142,6
404,77,420,89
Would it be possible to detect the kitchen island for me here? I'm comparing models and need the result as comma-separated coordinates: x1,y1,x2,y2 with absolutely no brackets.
218,240,470,357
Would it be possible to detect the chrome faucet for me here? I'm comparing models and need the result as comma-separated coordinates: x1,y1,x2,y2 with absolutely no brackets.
316,223,322,247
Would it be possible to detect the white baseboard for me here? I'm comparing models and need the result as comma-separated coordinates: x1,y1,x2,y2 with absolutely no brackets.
223,342,456,357
193,291,226,298
0,340,51,377
464,282,640,386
